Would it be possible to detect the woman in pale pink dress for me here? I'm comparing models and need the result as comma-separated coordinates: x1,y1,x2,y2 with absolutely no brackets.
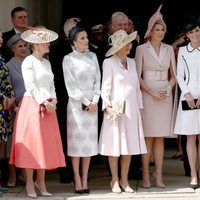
135,5,176,188
10,27,66,198
99,29,147,193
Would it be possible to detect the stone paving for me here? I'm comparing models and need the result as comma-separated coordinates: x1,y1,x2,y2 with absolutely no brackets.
1,140,200,199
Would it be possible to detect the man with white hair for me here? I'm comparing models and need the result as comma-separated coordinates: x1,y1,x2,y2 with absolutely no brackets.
111,11,129,33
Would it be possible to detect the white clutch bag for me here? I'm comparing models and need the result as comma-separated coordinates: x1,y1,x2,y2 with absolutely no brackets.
111,100,126,114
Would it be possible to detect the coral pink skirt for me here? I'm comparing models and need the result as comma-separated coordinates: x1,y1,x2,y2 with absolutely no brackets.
10,96,66,169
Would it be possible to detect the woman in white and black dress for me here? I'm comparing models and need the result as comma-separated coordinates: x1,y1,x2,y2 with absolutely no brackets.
174,15,200,189
62,25,101,194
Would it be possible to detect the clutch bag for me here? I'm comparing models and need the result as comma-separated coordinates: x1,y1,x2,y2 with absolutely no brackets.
111,100,126,114
181,99,199,111
82,104,89,111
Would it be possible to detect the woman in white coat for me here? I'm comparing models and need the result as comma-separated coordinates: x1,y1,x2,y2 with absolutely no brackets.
174,15,200,189
62,25,101,194
99,29,147,193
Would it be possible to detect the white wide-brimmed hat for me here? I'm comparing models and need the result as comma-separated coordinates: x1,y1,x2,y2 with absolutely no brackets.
105,29,137,57
21,27,58,44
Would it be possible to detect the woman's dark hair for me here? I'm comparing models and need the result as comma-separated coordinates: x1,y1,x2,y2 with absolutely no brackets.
68,25,85,45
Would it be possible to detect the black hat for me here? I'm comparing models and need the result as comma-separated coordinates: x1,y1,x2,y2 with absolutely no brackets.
180,14,199,34
68,25,85,45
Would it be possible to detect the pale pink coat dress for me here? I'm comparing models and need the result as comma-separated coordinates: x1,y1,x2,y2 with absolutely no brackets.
98,55,147,157
135,41,176,137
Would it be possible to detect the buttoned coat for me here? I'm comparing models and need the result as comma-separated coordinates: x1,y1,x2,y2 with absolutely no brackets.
174,43,200,135
99,55,147,156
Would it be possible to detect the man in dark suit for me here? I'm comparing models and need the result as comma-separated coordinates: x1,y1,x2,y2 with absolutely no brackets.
2,6,28,62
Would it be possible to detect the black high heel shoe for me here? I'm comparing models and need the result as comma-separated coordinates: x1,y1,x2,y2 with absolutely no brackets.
190,183,199,189
73,181,83,194
82,188,90,194
75,189,83,194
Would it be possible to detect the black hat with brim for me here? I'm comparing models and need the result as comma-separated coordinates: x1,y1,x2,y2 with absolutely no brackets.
180,14,200,34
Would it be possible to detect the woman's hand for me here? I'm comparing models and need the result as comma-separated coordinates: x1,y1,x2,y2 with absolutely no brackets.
105,106,115,117
87,103,97,112
148,90,166,101
184,93,196,109
43,100,56,113
51,98,57,108
195,97,200,108
3,97,16,110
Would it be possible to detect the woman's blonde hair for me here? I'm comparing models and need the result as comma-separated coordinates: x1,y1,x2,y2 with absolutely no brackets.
153,19,167,33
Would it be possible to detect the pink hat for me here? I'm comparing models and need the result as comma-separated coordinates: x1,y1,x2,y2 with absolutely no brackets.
144,4,163,39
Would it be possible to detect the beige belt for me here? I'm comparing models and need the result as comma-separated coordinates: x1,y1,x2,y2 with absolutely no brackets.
143,70,168,81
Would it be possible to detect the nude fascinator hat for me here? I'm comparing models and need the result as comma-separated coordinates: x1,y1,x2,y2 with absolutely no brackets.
144,4,165,39
105,29,137,57
21,26,58,44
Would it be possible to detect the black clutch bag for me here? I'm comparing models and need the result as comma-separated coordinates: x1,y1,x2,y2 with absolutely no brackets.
181,99,199,111
82,104,89,111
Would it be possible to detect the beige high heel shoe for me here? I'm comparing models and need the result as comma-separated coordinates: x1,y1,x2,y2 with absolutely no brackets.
110,181,121,193
119,181,135,193
34,182,52,196
26,184,37,199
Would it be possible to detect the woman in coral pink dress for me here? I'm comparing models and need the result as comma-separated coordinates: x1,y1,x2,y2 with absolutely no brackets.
10,27,66,198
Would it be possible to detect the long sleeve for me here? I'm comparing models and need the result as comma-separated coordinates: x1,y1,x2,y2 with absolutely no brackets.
62,55,91,106
92,54,101,104
101,59,112,110
22,56,55,104
176,48,190,96
133,59,143,109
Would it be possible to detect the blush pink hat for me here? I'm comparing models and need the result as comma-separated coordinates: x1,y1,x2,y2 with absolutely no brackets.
144,4,163,39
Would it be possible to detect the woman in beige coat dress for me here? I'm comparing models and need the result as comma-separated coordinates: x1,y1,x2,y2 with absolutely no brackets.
135,5,176,188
